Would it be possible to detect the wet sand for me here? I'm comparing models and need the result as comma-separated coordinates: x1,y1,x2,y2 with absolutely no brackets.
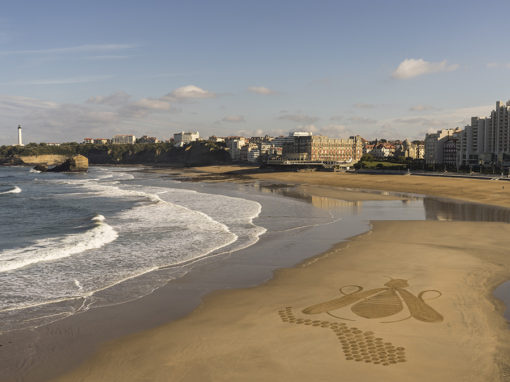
50,167,510,382
53,220,510,382
156,165,510,208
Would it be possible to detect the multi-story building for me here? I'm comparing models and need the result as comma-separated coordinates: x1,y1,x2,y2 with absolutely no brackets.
173,131,199,147
424,128,462,165
240,143,259,162
371,143,395,159
395,139,424,159
282,135,363,164
456,101,510,167
112,134,136,144
84,138,111,144
272,131,312,148
226,137,247,161
137,135,159,144
443,138,458,167
247,148,260,163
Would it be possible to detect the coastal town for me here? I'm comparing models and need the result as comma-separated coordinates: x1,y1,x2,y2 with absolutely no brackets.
7,99,510,174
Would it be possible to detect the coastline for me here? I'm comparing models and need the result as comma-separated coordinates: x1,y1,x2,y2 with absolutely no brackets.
52,219,510,381
3,166,510,381
49,167,510,382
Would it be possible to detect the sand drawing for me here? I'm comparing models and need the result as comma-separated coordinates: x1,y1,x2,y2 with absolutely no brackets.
302,279,443,323
278,307,406,366
279,279,442,366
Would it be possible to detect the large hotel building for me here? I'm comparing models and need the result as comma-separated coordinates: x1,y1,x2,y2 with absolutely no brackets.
283,135,363,164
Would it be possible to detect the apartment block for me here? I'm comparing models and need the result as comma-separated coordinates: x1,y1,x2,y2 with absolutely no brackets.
112,134,136,144
173,131,199,147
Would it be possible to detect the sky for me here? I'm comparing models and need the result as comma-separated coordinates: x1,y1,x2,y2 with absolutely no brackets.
1,0,510,145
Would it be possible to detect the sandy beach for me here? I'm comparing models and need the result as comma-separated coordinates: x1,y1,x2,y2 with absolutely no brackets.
47,167,510,382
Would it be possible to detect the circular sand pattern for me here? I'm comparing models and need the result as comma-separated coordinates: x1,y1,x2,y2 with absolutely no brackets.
278,307,407,366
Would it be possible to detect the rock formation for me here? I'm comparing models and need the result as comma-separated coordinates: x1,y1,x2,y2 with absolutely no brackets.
48,155,88,172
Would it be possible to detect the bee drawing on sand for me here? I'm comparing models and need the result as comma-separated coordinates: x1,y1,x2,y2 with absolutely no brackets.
302,279,443,323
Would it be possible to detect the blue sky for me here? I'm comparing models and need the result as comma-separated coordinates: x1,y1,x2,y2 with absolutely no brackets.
1,0,510,144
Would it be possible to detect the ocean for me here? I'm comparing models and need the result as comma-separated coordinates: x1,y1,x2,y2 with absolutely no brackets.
0,166,272,332
2,165,510,335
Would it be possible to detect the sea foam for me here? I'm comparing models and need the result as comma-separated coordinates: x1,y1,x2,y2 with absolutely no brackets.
0,214,118,272
0,186,21,194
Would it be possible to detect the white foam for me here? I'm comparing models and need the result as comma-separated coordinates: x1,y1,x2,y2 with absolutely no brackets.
0,215,118,272
0,186,21,194
29,169,41,173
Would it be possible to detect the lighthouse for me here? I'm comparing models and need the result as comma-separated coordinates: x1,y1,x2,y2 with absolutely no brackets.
17,125,24,146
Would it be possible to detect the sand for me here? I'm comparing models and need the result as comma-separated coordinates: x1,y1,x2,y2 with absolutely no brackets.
51,168,510,382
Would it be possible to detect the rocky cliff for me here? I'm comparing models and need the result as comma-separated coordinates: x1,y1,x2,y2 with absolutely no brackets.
48,155,88,172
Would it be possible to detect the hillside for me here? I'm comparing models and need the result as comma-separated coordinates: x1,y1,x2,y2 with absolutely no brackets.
0,141,232,166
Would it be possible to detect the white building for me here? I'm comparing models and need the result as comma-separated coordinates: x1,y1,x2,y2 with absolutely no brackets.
17,125,23,146
456,101,510,167
112,134,136,144
174,131,199,147
226,138,247,161
272,131,313,148
424,128,461,165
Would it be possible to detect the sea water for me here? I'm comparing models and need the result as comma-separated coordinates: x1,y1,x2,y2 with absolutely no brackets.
0,166,271,331
2,166,510,333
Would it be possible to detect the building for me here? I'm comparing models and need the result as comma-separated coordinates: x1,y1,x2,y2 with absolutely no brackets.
282,135,363,164
455,101,510,168
112,134,136,144
226,137,247,161
424,128,462,165
137,135,159,144
17,125,23,146
443,138,458,167
272,131,313,148
371,143,395,159
395,139,424,160
174,131,199,147
84,138,110,144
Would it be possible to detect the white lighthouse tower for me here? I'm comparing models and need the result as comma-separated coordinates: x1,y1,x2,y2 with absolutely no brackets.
17,125,24,146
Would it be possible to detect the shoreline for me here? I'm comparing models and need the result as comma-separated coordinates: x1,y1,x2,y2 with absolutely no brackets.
52,219,510,381
51,167,510,381
3,166,510,381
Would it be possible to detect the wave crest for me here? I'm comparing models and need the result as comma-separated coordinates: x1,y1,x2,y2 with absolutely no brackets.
0,214,118,272
0,186,21,195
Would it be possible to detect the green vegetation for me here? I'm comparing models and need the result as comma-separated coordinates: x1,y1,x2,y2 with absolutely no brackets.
354,154,423,171
0,141,231,166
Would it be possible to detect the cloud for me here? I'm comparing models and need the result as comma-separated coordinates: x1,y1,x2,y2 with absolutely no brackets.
392,58,459,79
317,124,355,138
221,115,245,123
248,86,277,95
166,85,215,100
85,55,132,60
133,98,172,111
86,91,131,106
346,116,377,124
0,43,137,56
15,75,112,86
278,113,319,124
371,125,403,140
0,95,58,114
409,104,439,112
486,62,510,69
393,117,443,127
353,103,376,109
291,124,354,138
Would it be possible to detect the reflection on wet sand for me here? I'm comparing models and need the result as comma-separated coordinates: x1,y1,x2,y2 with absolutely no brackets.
257,182,510,224
423,198,510,223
